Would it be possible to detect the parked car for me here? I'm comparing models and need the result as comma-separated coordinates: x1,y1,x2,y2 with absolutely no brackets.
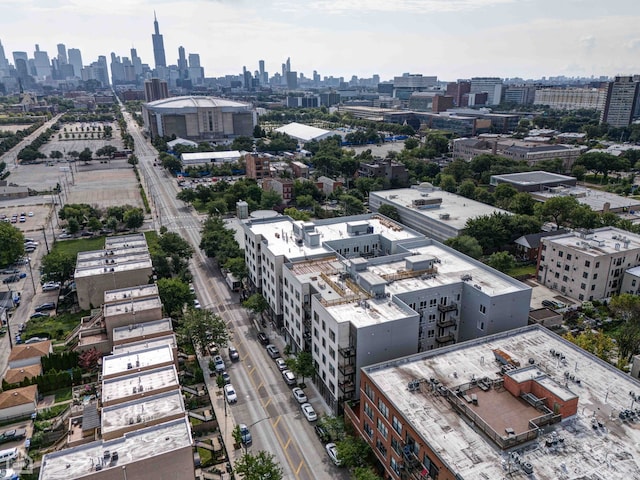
193,299,201,309
213,355,225,373
300,403,317,422
220,371,231,385
275,358,287,371
27,212,33,217
30,312,49,319
282,369,296,386
228,345,239,361
266,344,280,358
239,424,252,445
25,337,48,344
314,424,330,443
224,384,237,404
257,332,269,345
189,283,195,294
42,282,61,292
292,387,308,404
2,275,20,284
0,269,19,275
34,302,56,312
0,428,26,445
325,443,341,466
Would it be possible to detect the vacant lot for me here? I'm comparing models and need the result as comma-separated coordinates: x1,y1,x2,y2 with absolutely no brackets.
43,121,123,159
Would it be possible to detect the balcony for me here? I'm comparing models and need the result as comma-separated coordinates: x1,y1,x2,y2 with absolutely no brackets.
339,380,355,394
338,363,355,376
437,302,457,313
339,345,356,358
436,333,455,344
437,318,457,328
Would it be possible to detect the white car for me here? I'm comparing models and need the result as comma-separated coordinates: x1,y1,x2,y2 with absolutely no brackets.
300,403,317,422
282,369,296,386
42,282,61,292
275,358,287,371
224,384,237,404
325,443,341,466
28,212,34,217
193,299,201,309
266,344,280,358
292,387,307,404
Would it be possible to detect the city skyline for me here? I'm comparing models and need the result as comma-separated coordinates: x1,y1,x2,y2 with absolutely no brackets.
0,0,639,81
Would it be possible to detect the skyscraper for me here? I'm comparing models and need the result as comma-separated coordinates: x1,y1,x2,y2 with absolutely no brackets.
131,47,143,77
152,12,167,69
601,76,640,128
33,44,52,79
177,46,187,78
57,43,67,64
67,48,83,77
0,40,8,69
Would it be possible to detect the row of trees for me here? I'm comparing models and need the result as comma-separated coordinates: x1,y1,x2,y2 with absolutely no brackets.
199,216,247,280
0,121,43,155
58,203,144,235
17,127,54,161
0,222,24,267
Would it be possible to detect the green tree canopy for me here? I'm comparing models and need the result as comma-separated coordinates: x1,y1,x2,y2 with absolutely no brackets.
0,223,24,267
485,251,516,273
78,147,93,163
157,277,192,318
377,204,401,222
242,293,269,315
124,207,144,230
178,308,229,356
41,251,76,282
234,451,283,480
335,436,373,469
534,196,580,230
444,235,483,259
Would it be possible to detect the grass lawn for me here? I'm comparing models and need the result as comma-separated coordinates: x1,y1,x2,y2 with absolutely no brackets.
197,447,213,467
507,264,537,278
52,236,105,256
144,230,160,255
53,387,72,402
24,310,88,341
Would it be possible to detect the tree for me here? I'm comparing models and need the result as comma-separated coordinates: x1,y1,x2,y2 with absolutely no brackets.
335,436,372,469
445,235,483,259
0,223,24,267
438,174,457,193
609,294,640,363
260,190,282,209
340,194,365,215
464,213,512,253
286,351,315,383
231,136,254,151
41,251,76,282
234,451,283,480
535,196,580,230
158,232,194,259
457,179,476,199
49,150,63,159
486,251,516,273
404,137,419,150
284,207,311,221
353,467,384,480
124,207,144,230
127,154,139,166
563,330,615,361
317,415,345,441
178,308,229,355
160,154,182,172
78,147,93,163
377,204,401,222
95,145,117,158
242,293,269,315
509,192,536,216
66,217,80,235
87,217,102,232
157,277,193,318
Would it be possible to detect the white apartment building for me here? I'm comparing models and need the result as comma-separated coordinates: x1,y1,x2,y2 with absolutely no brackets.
533,87,607,111
280,238,531,412
538,227,640,301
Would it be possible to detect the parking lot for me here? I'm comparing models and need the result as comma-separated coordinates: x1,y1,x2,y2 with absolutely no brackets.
40,121,123,160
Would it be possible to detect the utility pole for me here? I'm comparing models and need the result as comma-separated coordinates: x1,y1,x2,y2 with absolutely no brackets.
42,226,50,254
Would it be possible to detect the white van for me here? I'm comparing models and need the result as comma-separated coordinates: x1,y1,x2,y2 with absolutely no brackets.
0,447,17,463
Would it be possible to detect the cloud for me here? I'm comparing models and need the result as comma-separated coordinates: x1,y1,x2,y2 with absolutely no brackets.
579,35,596,52
279,0,516,15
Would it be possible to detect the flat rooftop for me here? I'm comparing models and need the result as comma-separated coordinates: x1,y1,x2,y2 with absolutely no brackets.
491,171,575,185
101,390,184,435
102,344,174,379
39,417,192,480
246,214,420,260
532,186,640,212
76,246,149,263
371,187,510,231
104,284,159,304
112,334,177,355
543,227,640,256
104,233,147,248
74,257,153,279
364,325,640,480
101,365,179,404
112,318,173,342
103,296,162,318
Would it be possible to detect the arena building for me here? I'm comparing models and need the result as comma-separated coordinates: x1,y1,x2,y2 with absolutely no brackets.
142,96,256,141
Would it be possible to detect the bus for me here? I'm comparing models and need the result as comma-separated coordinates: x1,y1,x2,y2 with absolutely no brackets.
225,273,241,292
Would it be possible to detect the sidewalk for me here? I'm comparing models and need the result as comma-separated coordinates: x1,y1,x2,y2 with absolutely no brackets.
197,354,237,475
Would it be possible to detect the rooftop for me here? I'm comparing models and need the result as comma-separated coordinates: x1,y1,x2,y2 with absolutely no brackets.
531,186,640,212
274,122,332,142
101,365,179,405
112,334,177,355
146,95,251,110
0,385,37,409
104,233,147,248
181,151,242,163
490,170,575,185
364,325,640,480
103,296,162,318
39,417,193,480
74,257,152,279
542,227,640,256
8,340,51,362
102,344,174,379
112,318,173,343
101,390,184,435
104,284,158,304
245,214,421,260
370,186,510,232
3,364,42,384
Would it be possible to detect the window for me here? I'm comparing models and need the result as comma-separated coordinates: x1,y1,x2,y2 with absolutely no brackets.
390,457,400,475
633,280,637,287
583,272,588,279
558,251,563,258
419,300,427,310
479,304,486,314
329,347,335,359
391,437,401,455
564,265,570,271
329,365,335,377
579,294,584,300
363,422,373,438
377,418,388,439
322,320,326,332
585,260,590,267
364,403,374,420
581,283,586,290
365,383,375,401
392,416,402,435
595,262,600,268
430,299,437,307
566,254,572,260
428,314,436,322
376,438,387,458
591,284,596,291
329,330,335,342
593,273,598,280
378,400,389,418
427,329,435,338
563,275,568,282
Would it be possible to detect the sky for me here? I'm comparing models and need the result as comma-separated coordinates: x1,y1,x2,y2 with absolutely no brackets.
1,0,640,82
